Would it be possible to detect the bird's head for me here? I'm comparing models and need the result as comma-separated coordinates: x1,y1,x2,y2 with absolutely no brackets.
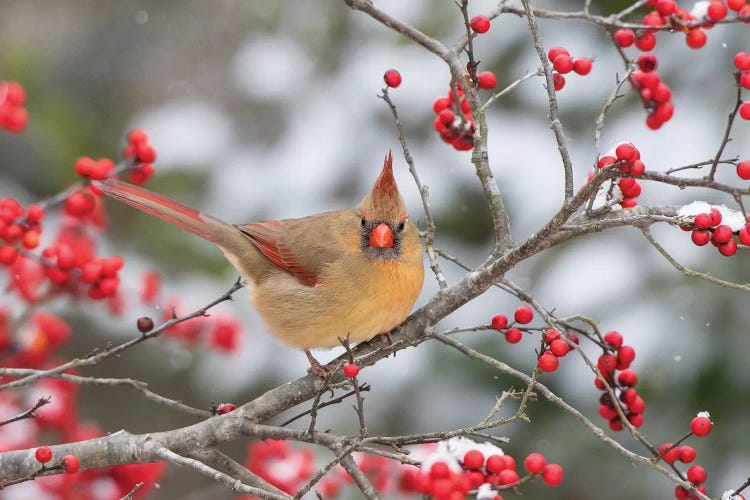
358,151,414,260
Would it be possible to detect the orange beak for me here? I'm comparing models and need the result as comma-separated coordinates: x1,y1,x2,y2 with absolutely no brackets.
368,222,394,248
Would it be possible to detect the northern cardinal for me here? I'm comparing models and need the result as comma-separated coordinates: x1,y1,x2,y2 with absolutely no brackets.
97,152,424,375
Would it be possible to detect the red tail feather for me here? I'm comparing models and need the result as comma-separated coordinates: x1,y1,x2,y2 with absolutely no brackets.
95,180,217,243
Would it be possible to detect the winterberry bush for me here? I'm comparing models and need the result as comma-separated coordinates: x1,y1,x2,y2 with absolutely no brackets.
1,1,750,499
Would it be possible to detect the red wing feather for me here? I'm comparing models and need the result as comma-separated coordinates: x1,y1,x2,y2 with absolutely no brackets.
240,221,318,286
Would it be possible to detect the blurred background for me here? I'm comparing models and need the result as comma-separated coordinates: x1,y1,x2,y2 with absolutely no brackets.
1,0,750,498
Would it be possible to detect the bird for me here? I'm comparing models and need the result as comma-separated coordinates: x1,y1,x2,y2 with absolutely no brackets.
96,151,424,376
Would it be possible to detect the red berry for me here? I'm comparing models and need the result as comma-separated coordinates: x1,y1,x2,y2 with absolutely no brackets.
598,354,617,372
675,486,689,500
712,224,733,243
709,208,723,226
627,395,645,414
728,0,747,10
655,0,678,15
477,71,497,90
617,345,636,369
553,54,574,74
739,228,750,245
678,445,696,463
735,51,750,71
61,454,80,473
343,363,360,378
542,464,563,486
429,461,450,479
26,204,45,223
497,469,518,485
0,245,18,266
609,417,624,432
719,239,738,256
137,316,154,333
659,443,679,463
216,402,237,415
694,213,712,229
491,314,508,330
4,82,26,106
614,29,636,48
65,192,95,217
740,72,750,90
433,97,450,113
599,404,617,419
638,53,658,72
687,465,707,485
136,143,157,163
35,446,52,463
550,339,569,357
383,69,402,88
514,306,533,324
438,109,455,126
524,453,546,474
686,29,707,49
707,1,728,20
604,330,623,348
543,329,560,344
617,369,638,386
619,179,641,198
635,33,656,51
741,101,750,120
485,454,506,473
615,142,638,163
463,450,484,470
628,413,644,428
573,58,592,75
690,415,712,436
538,352,559,372
505,327,522,344
547,46,570,63
127,128,149,145
552,73,565,91
470,15,491,34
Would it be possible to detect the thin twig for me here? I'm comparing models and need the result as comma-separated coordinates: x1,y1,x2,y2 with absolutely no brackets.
0,278,245,392
520,0,574,201
379,89,447,289
0,397,51,428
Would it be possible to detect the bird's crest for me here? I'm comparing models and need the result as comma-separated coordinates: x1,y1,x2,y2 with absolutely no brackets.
360,150,407,221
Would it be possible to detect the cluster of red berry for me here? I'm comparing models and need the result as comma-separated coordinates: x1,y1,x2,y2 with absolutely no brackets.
0,198,45,264
155,296,243,352
243,439,316,496
596,142,646,208
687,208,747,256
432,87,476,151
0,81,28,134
491,305,533,344
662,414,716,499
409,443,562,500
633,53,675,130
614,2,750,129
123,128,157,184
616,0,748,52
735,51,750,120
427,15,499,152
594,330,642,430
546,46,593,91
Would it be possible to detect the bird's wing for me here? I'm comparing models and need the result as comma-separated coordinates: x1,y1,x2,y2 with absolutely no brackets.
239,220,318,286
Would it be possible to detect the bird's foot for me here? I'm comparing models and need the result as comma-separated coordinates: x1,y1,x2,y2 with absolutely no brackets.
305,350,333,379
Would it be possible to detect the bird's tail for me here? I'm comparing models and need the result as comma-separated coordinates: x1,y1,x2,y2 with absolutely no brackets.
96,179,233,245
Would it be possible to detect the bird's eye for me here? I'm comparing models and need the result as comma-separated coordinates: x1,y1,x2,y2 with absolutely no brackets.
360,218,366,228
397,221,405,231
